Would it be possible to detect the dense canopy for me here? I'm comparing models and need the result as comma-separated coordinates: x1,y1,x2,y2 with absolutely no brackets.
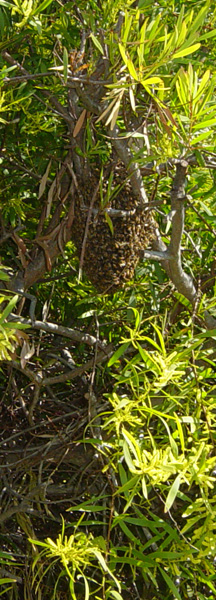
0,1,216,599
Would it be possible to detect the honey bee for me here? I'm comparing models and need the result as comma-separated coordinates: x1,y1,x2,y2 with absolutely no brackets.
70,166,154,292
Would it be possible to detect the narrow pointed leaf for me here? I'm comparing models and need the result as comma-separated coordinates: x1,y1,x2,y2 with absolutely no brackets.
32,0,53,15
63,47,68,83
108,342,129,366
159,567,182,600
0,295,18,324
165,474,181,512
90,33,104,55
173,43,200,58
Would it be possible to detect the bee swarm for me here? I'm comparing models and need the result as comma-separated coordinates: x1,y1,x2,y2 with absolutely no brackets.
71,165,154,292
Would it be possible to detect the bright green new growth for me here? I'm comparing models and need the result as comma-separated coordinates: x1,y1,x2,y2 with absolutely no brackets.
29,517,121,600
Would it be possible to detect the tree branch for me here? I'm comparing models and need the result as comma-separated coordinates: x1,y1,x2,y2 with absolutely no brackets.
9,314,105,347
167,161,197,303
145,161,197,304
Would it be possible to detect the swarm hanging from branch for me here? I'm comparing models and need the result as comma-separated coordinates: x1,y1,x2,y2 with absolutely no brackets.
71,164,154,292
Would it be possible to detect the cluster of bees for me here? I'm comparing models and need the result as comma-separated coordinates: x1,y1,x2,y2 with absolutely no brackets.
71,165,154,293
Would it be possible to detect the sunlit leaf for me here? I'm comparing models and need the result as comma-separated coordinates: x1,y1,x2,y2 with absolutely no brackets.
165,474,181,512
32,0,54,15
173,43,200,58
141,475,148,498
108,342,130,366
90,33,104,55
141,76,164,85
63,47,68,83
109,590,124,600
0,295,18,324
175,413,185,453
193,117,216,130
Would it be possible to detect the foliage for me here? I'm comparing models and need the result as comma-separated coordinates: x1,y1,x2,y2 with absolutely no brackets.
29,517,121,599
0,1,216,600
0,271,27,360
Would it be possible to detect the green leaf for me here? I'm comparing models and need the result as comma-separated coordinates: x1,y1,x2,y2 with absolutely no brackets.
123,440,137,472
174,413,185,453
141,475,148,499
189,2,210,37
193,117,216,130
141,76,164,86
122,429,142,462
0,577,17,583
122,13,133,44
198,27,216,41
127,58,139,80
109,591,124,600
108,342,129,366
0,1,14,7
159,567,182,600
3,321,30,330
118,463,129,494
104,211,114,235
151,322,166,355
63,47,68,84
195,69,210,102
0,270,10,281
165,474,181,512
173,43,200,58
118,43,129,66
197,573,216,595
90,33,104,55
116,474,140,497
0,295,18,324
32,0,54,15
191,131,212,143
117,519,141,544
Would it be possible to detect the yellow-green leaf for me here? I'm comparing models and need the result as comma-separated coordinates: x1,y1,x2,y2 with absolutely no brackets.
104,211,114,235
90,33,104,55
173,43,200,59
141,76,164,85
193,117,216,130
0,295,18,324
119,43,129,66
127,58,139,81
165,474,181,512
63,47,68,83
108,342,130,367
